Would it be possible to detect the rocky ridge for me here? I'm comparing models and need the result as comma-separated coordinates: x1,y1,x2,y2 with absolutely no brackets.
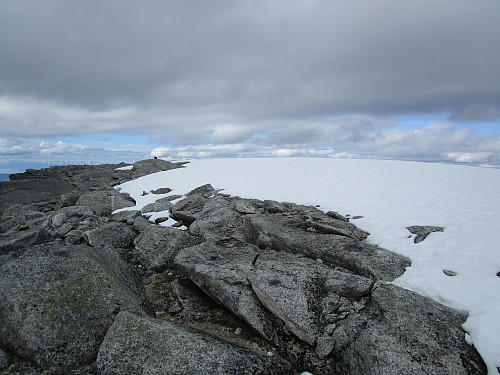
0,160,487,374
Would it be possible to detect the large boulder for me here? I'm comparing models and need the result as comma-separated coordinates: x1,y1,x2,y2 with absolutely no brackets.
83,221,137,249
75,189,135,214
189,206,244,241
0,243,147,373
140,196,174,214
133,225,202,272
333,283,486,374
170,193,209,224
97,311,293,375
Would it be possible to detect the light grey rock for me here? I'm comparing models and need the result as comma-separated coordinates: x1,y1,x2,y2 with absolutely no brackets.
131,158,184,177
263,200,286,213
186,183,216,198
171,193,208,224
133,225,201,271
51,212,67,227
0,216,21,234
131,215,152,232
174,242,281,344
189,206,243,241
333,283,486,375
175,241,371,359
57,205,94,218
315,335,335,359
141,196,174,213
249,251,372,347
83,222,137,249
75,189,135,214
326,210,349,222
97,311,293,375
407,225,445,243
0,227,47,255
245,213,408,281
0,243,147,373
234,199,261,214
57,222,74,237
110,209,141,223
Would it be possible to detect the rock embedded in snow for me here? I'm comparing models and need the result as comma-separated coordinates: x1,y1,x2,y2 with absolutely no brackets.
150,187,172,194
406,225,445,243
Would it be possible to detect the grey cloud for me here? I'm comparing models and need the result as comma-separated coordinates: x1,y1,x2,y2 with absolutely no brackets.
450,105,500,124
0,138,148,172
1,0,500,126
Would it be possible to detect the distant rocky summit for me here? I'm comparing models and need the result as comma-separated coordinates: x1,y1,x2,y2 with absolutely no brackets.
0,160,486,374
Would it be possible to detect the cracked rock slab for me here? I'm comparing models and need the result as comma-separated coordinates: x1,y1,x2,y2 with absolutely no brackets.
245,213,409,281
175,241,372,353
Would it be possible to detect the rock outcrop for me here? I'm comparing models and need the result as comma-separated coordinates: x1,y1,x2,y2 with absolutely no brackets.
0,160,487,374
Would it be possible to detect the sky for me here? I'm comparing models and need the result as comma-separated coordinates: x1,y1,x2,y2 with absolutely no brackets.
1,0,500,173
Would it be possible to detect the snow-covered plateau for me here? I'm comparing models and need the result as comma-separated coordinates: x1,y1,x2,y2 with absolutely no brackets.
116,157,500,373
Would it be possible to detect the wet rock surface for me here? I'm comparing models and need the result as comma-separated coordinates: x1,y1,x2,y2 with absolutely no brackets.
0,160,486,374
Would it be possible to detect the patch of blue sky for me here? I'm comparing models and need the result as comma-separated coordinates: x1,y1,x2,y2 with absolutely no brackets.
394,114,447,130
396,114,499,136
42,133,151,151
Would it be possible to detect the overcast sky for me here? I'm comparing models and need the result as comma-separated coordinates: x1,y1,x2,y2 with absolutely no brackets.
1,0,500,173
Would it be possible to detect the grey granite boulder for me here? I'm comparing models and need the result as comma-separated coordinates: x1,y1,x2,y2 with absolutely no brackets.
141,196,174,214
186,183,216,197
83,221,137,249
75,189,135,214
333,283,486,374
97,311,293,375
133,225,202,271
171,193,209,224
245,213,408,281
189,206,244,241
0,243,147,373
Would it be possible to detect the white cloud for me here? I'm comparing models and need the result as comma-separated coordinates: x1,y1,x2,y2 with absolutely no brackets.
447,152,494,164
209,124,255,143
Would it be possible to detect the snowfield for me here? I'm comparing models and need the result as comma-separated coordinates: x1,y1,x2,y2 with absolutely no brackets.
116,158,500,373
